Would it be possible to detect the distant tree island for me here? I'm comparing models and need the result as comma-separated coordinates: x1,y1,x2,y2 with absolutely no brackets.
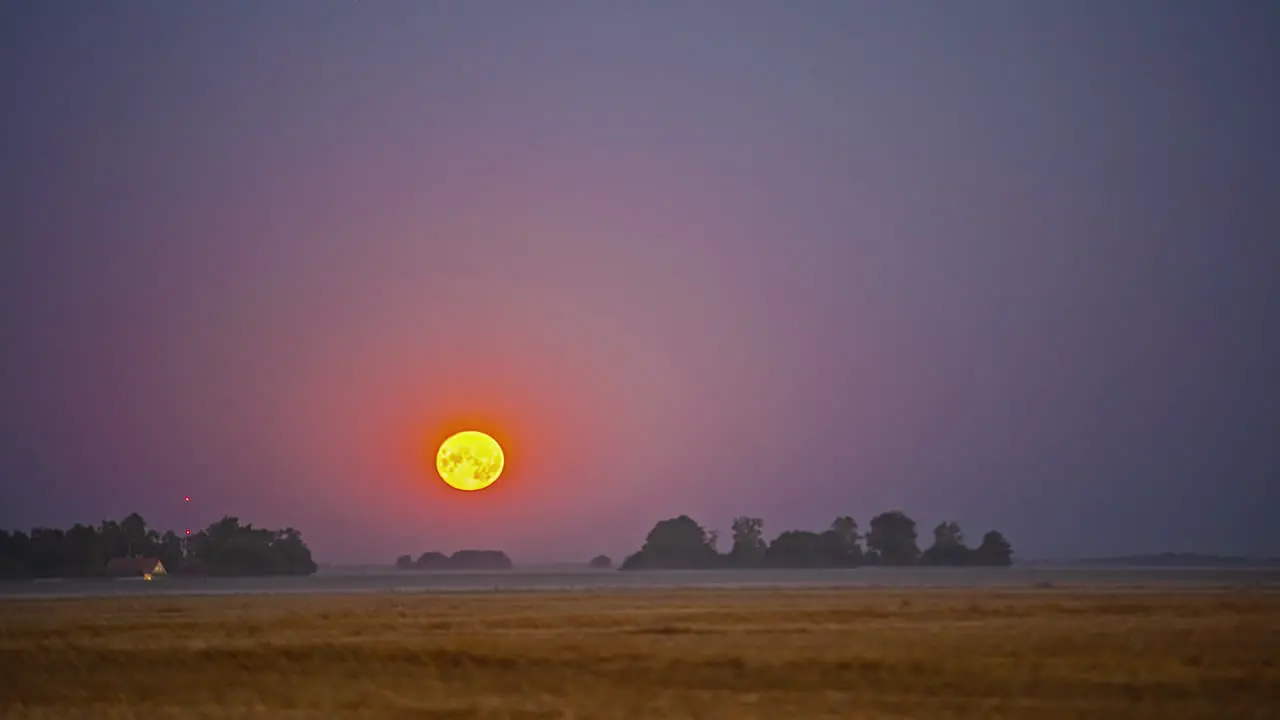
395,549,513,571
0,513,318,578
619,512,1014,570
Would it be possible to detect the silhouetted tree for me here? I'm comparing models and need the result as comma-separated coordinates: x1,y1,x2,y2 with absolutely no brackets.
119,513,149,557
729,516,767,567
830,516,858,545
156,530,184,573
973,530,1014,566
272,527,317,573
825,516,863,566
0,513,316,578
26,528,66,577
812,530,842,566
0,530,27,576
766,530,825,567
921,521,972,566
415,551,451,569
188,517,317,576
97,520,126,560
620,515,721,570
450,550,513,569
395,550,512,570
63,523,104,575
865,511,920,566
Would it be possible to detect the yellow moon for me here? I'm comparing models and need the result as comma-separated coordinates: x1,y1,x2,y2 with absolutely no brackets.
435,430,505,492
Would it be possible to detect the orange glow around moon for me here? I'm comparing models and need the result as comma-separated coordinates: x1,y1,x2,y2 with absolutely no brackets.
435,430,505,492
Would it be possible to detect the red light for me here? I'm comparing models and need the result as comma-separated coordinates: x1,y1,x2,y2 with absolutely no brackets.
185,529,191,535
184,496,190,503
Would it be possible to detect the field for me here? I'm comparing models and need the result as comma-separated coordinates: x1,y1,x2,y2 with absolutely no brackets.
1,588,1276,719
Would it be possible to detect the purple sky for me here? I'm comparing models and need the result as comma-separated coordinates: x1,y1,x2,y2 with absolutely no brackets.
2,1,1278,564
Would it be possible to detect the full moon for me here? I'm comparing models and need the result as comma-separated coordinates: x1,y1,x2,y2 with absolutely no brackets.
435,430,505,492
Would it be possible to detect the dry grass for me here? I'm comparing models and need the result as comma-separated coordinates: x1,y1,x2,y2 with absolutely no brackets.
1,587,1277,719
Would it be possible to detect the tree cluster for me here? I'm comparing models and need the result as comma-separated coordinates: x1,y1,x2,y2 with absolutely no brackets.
619,511,1013,570
0,513,318,578
395,549,513,571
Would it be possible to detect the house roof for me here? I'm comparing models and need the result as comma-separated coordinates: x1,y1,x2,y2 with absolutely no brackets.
105,557,164,573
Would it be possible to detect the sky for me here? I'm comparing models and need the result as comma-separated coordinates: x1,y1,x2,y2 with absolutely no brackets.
2,1,1278,564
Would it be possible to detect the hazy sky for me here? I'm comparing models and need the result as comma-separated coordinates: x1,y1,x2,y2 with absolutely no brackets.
2,1,1277,563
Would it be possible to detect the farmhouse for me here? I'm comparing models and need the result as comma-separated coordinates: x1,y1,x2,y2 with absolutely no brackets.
105,557,167,580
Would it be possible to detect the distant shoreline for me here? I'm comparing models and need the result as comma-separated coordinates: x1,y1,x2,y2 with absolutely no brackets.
316,554,1280,573
1071,554,1280,568
4,565,1278,601
16,557,1279,582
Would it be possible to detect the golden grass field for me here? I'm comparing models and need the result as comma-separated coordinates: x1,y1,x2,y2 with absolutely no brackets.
1,587,1277,719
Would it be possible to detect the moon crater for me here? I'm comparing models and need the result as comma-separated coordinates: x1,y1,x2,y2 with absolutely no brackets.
435,430,504,492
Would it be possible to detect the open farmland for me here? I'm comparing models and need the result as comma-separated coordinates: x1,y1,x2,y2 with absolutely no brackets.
1,588,1276,719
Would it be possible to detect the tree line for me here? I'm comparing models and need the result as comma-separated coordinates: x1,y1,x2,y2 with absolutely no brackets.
0,513,318,578
395,549,513,571
619,511,1013,570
